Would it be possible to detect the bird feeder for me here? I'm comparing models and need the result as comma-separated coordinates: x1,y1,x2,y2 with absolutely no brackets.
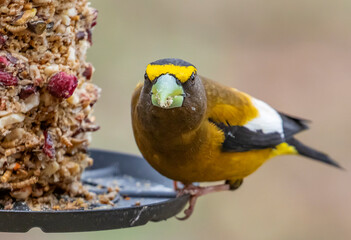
0,0,188,232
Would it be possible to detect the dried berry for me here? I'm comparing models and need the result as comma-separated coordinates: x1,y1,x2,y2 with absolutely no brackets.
19,85,37,100
82,64,93,80
47,71,78,98
0,70,18,86
6,53,18,64
87,29,93,45
91,9,98,27
76,31,86,41
0,56,8,68
28,20,46,35
43,131,55,159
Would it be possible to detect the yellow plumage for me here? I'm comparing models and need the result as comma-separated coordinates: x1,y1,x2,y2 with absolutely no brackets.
132,76,298,183
132,58,339,219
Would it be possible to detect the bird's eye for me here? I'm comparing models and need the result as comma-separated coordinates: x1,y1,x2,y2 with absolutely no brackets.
144,72,148,80
190,73,196,84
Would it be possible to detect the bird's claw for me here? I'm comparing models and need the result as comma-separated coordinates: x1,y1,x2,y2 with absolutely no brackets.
176,190,198,220
176,183,231,220
176,206,195,221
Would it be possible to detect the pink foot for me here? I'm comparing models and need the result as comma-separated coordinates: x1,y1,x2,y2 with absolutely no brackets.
173,181,179,191
176,184,230,220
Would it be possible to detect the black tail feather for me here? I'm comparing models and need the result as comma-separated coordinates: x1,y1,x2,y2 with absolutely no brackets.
279,113,310,139
287,138,342,169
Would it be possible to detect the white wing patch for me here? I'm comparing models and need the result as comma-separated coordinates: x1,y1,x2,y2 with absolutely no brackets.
245,97,285,139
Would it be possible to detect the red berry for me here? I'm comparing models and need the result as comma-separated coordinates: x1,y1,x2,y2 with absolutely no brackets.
43,130,55,159
47,72,78,98
0,70,18,86
0,56,8,68
91,9,98,28
82,64,93,80
19,85,37,100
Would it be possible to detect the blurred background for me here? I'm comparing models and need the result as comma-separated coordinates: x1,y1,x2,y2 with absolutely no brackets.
2,0,351,239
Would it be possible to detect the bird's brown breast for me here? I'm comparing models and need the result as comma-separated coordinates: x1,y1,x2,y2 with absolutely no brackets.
131,79,274,183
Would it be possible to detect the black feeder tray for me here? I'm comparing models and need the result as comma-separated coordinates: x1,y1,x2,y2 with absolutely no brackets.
0,149,189,233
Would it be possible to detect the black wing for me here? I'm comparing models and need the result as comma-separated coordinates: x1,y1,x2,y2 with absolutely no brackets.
210,113,309,152
210,120,283,152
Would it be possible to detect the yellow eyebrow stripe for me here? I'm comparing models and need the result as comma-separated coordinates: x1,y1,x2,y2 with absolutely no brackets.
146,64,197,83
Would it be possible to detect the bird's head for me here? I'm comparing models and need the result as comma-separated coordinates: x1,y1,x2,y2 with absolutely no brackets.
139,58,207,132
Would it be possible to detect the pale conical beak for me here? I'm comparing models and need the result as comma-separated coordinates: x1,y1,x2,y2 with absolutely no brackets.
151,74,184,109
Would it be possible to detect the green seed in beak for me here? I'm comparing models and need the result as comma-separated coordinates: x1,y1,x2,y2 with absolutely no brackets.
151,74,184,109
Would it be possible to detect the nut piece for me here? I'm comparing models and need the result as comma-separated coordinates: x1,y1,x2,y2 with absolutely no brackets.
44,64,59,77
0,113,25,129
27,20,46,35
5,128,26,142
66,8,77,17
24,3,33,10
47,72,78,98
21,92,40,113
67,46,76,63
10,186,32,200
42,161,59,177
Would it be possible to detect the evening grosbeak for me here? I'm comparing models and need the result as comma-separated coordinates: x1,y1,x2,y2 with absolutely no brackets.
131,58,340,220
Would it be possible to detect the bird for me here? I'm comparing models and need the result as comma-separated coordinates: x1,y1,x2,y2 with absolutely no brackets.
131,58,341,220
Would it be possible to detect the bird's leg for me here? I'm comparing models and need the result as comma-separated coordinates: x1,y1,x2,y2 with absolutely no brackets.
176,182,238,220
173,181,179,191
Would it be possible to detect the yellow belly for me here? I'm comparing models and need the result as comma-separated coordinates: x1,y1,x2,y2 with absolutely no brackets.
148,143,296,183
155,149,273,183
135,119,297,184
